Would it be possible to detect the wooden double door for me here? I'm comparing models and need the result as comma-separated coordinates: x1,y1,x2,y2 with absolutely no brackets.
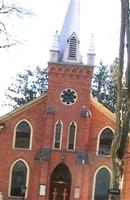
49,163,71,200
49,182,70,200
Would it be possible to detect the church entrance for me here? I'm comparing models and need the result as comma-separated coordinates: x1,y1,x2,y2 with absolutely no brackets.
49,163,71,200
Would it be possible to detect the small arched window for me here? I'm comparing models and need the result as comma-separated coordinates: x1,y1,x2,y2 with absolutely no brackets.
10,161,27,197
94,167,110,200
53,120,62,149
68,36,77,60
98,128,113,156
68,122,76,150
14,121,31,149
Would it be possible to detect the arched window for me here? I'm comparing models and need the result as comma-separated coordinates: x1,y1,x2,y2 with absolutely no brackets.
94,167,111,200
14,121,31,149
10,161,27,197
67,122,76,150
98,128,113,155
53,120,63,149
68,36,77,60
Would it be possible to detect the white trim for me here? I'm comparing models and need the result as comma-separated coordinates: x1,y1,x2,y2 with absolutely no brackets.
12,119,33,150
8,159,30,198
96,126,114,156
53,120,63,150
67,121,77,151
92,165,112,200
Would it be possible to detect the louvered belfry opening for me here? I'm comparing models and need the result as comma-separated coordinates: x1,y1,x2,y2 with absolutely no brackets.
68,36,77,60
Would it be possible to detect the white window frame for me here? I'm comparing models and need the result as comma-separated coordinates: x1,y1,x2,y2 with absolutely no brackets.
92,165,112,200
53,120,63,150
96,126,114,156
8,159,29,198
13,119,33,150
67,121,77,151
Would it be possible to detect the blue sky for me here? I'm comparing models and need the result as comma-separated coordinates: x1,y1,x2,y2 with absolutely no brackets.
0,0,120,115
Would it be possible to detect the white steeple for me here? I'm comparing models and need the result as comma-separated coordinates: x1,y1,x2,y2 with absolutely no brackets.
59,0,82,63
50,30,60,62
87,34,96,66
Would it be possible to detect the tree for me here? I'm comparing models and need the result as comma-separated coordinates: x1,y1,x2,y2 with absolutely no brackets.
0,0,32,48
107,58,119,112
109,0,129,200
92,60,118,112
5,66,48,108
92,61,109,102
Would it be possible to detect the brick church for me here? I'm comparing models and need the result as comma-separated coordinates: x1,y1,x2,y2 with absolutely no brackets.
0,0,130,200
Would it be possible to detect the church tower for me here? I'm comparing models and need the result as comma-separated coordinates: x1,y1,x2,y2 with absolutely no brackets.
44,0,95,199
47,0,95,143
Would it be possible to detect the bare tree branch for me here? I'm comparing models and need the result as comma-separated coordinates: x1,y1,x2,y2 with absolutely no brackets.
0,1,33,48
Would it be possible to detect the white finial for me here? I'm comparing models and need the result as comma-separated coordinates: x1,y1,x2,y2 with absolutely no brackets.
87,34,96,66
87,34,95,55
50,30,59,52
50,30,60,62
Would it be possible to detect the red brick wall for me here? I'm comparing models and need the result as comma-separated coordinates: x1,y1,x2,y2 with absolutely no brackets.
0,99,47,200
47,62,94,148
0,62,117,200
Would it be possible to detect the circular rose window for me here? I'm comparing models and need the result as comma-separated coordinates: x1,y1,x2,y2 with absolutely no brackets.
60,88,77,105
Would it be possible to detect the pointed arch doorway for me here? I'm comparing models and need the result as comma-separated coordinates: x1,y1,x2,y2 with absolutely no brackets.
49,163,71,200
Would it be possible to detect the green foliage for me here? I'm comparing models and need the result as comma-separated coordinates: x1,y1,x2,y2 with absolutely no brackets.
92,59,118,112
5,59,119,112
5,66,48,108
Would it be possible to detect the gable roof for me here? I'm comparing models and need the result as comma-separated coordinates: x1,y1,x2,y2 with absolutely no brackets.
0,93,116,123
0,92,47,122
90,96,116,122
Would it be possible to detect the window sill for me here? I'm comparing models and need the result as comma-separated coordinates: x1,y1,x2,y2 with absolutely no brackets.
12,148,31,151
96,154,111,158
67,149,75,152
53,148,61,151
9,196,26,199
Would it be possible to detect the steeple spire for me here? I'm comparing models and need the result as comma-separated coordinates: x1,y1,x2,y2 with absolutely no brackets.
49,0,82,64
56,0,81,64
59,0,81,63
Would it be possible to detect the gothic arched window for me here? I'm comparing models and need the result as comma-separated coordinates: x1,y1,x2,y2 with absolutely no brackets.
98,128,113,156
94,167,111,200
68,36,77,60
14,121,31,149
10,161,28,197
53,120,63,149
67,122,76,150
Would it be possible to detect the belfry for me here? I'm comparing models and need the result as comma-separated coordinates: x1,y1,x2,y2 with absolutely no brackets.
1,0,130,200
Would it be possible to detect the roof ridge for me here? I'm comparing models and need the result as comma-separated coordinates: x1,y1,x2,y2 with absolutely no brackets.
0,92,47,121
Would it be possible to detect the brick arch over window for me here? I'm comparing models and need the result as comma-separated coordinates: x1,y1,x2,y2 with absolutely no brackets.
53,120,63,149
93,167,111,200
9,160,29,198
14,120,32,149
97,128,113,156
67,121,77,151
